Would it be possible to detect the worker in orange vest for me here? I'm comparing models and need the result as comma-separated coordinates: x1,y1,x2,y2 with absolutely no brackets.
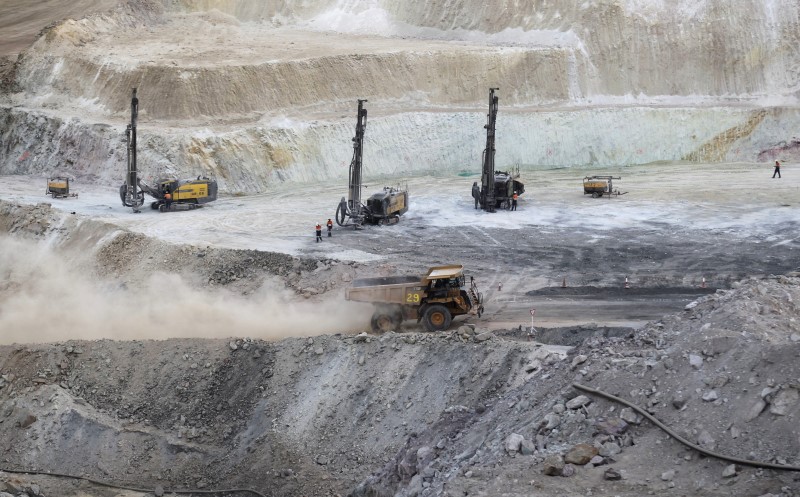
164,191,172,210
315,223,322,242
511,192,518,211
326,218,333,237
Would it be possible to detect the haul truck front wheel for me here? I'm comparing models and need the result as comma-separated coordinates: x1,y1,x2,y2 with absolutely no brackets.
423,305,452,332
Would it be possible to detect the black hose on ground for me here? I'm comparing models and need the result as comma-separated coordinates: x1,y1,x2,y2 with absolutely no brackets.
0,467,268,497
572,382,800,472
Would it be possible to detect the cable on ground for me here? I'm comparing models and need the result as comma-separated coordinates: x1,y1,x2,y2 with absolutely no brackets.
572,382,800,472
0,467,267,497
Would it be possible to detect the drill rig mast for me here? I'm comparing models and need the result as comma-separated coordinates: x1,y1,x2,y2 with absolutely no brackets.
120,88,145,212
479,88,499,213
473,88,524,211
336,99,408,228
337,99,368,227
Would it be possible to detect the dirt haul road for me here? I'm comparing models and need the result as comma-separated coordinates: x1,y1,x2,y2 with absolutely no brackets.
1,160,797,334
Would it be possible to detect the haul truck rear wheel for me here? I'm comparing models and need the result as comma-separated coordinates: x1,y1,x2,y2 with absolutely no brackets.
371,313,400,333
423,305,452,332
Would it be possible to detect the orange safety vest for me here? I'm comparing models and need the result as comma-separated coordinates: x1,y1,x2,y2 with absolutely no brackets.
327,220,333,228
164,192,172,200
315,224,321,230
513,193,518,200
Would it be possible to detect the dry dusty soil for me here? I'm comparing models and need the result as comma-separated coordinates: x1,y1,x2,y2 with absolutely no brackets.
0,161,799,497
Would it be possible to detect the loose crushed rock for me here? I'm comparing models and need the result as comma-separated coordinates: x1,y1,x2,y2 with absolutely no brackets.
353,272,800,497
2,199,800,497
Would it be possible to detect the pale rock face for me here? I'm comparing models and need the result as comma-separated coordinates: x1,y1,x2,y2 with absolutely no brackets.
2,0,800,192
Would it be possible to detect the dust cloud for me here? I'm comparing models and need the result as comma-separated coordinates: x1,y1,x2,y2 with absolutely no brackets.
0,236,371,344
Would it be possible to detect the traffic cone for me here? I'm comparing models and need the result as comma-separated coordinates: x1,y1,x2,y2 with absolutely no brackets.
700,277,707,289
562,277,567,288
624,277,630,289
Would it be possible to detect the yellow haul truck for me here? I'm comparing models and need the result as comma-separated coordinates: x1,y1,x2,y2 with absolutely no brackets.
345,265,484,333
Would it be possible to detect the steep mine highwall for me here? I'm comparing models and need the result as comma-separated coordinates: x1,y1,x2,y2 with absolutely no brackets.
1,0,799,192
164,0,800,98
3,105,800,193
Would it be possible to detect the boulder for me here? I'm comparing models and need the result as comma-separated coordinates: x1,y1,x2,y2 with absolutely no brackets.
697,430,716,450
542,454,565,476
519,439,537,456
619,408,641,425
566,395,591,410
416,446,435,473
571,355,588,368
745,399,766,422
543,413,561,430
769,388,798,416
672,393,687,410
505,433,524,455
457,326,475,336
589,455,606,466
564,444,598,465
594,417,629,436
722,464,738,478
599,442,621,457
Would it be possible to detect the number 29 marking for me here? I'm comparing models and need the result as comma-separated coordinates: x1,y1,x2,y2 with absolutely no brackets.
406,293,421,303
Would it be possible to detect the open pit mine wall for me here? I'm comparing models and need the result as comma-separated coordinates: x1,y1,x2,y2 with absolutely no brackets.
1,0,799,193
165,0,800,98
2,105,800,194
20,0,799,117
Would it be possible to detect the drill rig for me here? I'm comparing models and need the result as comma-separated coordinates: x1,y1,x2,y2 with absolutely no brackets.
473,88,524,212
335,99,408,228
118,88,217,213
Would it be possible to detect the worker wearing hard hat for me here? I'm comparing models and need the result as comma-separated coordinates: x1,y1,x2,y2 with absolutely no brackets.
327,219,333,237
315,223,322,242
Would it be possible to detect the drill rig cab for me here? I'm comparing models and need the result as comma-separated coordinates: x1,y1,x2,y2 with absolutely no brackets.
141,176,218,211
336,99,408,228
